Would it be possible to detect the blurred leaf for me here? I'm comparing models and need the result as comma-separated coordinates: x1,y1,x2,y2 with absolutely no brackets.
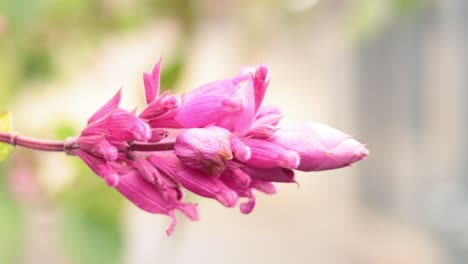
160,55,185,91
62,205,123,264
393,0,422,14
1,0,46,32
54,121,78,140
349,0,389,41
350,0,427,42
22,45,55,80
0,112,14,162
0,165,23,263
61,162,124,264
0,112,23,264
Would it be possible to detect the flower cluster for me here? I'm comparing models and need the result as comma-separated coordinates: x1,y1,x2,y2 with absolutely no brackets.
75,59,368,235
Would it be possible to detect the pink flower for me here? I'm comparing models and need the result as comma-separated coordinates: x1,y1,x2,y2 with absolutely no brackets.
175,126,233,176
116,168,198,236
76,89,151,186
73,59,368,235
73,88,200,235
269,123,369,171
80,89,151,149
149,152,238,208
173,70,256,134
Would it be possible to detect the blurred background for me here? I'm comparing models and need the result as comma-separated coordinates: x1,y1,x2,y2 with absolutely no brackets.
0,0,464,263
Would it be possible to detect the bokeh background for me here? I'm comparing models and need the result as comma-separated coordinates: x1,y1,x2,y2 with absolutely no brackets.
0,0,465,263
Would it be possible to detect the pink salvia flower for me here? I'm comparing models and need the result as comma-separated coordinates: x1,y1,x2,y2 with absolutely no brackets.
173,70,257,133
73,59,368,235
243,138,300,169
175,126,233,176
116,170,198,236
269,123,369,171
149,153,238,208
76,150,120,187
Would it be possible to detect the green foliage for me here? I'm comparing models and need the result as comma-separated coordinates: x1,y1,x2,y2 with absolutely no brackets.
160,54,185,91
0,0,176,103
349,0,388,41
0,112,14,162
22,45,55,80
349,0,426,41
0,165,23,264
60,161,124,264
62,201,123,264
54,121,79,141
392,0,422,14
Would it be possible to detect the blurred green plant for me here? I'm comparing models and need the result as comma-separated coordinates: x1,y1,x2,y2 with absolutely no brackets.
60,160,124,264
160,53,186,91
0,112,14,162
349,0,425,41
0,165,23,264
393,0,422,14
0,0,194,106
54,121,79,141
51,121,124,264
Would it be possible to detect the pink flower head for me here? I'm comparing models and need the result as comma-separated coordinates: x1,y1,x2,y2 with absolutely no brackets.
74,59,368,235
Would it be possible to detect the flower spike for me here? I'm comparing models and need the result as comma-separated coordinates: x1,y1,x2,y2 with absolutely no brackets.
0,59,367,235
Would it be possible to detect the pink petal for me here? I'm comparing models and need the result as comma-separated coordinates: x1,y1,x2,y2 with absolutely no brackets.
94,140,118,161
88,89,121,124
219,175,256,214
116,170,199,235
251,181,277,194
245,124,277,139
239,193,256,214
253,65,270,113
175,127,233,176
254,106,282,127
242,166,295,183
150,128,168,142
135,158,182,201
135,158,160,184
139,93,181,120
227,168,252,188
77,150,119,187
174,71,256,133
270,123,369,171
143,57,162,104
244,138,300,169
77,134,106,146
106,111,151,142
230,136,251,162
149,153,238,207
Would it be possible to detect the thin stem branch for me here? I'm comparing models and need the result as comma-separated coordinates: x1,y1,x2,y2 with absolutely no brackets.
0,132,174,153
0,132,67,152
129,142,175,151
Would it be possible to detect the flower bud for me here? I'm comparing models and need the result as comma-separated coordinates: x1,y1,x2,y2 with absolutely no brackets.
175,127,233,176
270,123,369,171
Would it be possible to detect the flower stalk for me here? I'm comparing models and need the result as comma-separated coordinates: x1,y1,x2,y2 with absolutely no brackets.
0,132,175,153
